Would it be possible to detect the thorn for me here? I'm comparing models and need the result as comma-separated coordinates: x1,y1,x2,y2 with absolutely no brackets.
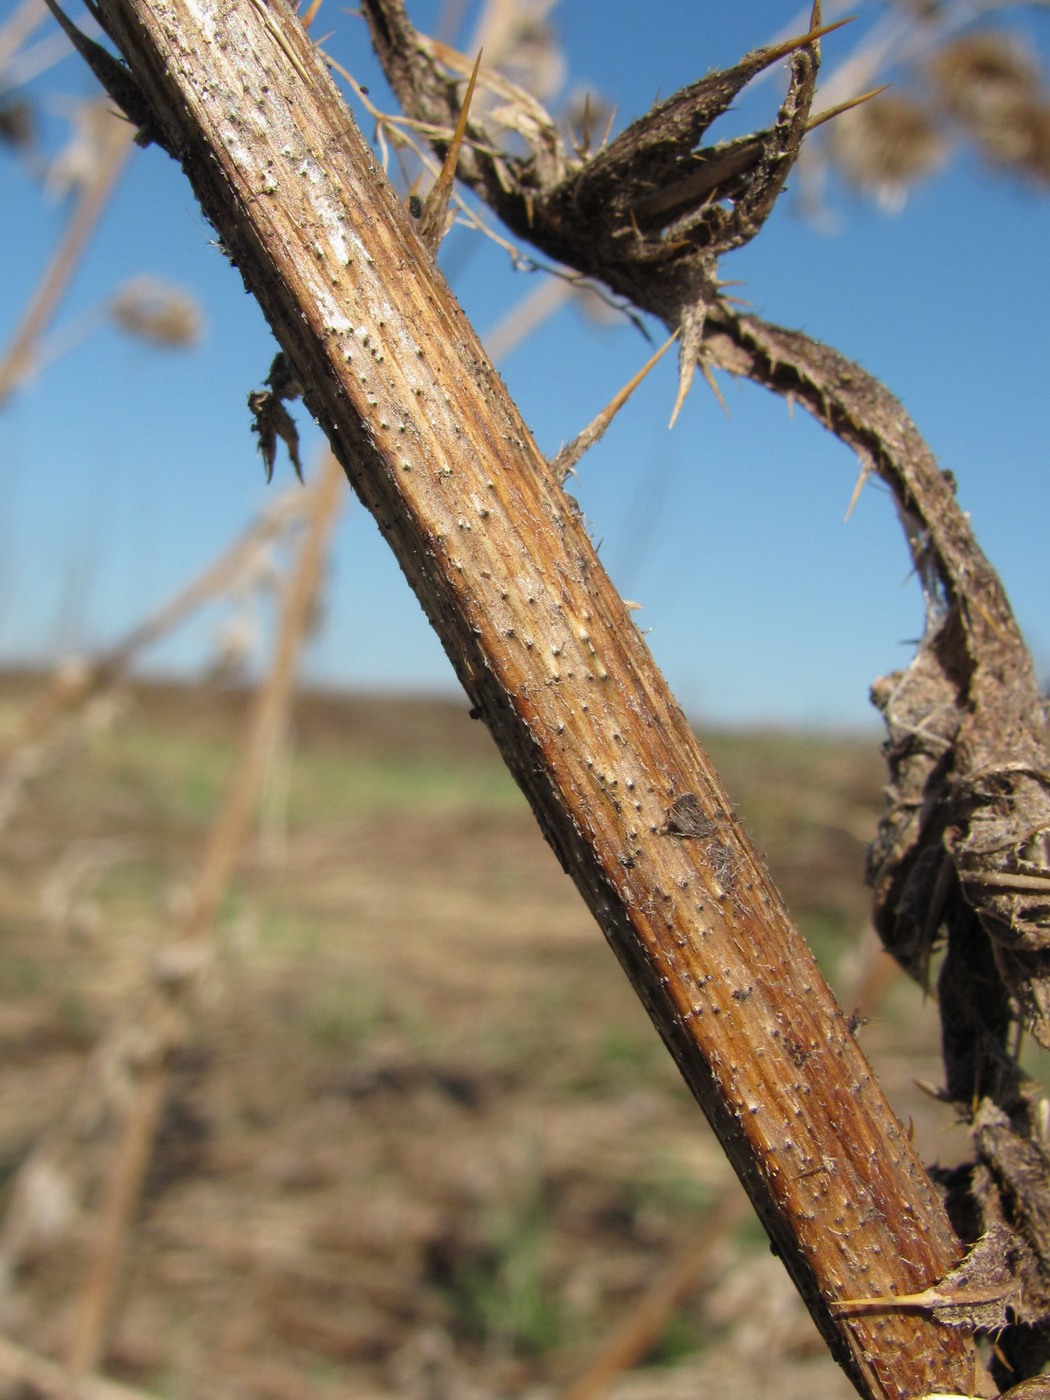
417,47,482,256
599,103,617,152
668,362,693,429
580,91,592,156
300,0,323,27
757,15,855,73
988,1337,1011,1372
700,360,730,419
248,0,312,85
807,84,890,133
830,1274,1013,1315
844,461,871,520
549,331,678,482
670,301,708,430
914,1078,950,1101
809,0,821,30
829,1285,944,1313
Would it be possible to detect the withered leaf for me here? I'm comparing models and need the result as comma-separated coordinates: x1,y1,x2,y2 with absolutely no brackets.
248,352,305,482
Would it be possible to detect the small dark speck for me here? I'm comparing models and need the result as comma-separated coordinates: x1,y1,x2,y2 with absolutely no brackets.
731,987,752,1002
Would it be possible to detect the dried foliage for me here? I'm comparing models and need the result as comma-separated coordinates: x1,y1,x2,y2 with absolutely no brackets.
827,91,947,206
361,0,842,412
928,30,1050,183
817,13,1050,203
359,0,1050,1385
109,275,202,348
248,352,305,483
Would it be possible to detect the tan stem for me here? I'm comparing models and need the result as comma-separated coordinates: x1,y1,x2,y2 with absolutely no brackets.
181,452,343,938
60,453,343,1392
0,110,134,406
63,1066,168,1398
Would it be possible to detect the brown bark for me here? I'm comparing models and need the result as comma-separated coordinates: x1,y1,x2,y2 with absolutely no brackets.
69,2,991,1395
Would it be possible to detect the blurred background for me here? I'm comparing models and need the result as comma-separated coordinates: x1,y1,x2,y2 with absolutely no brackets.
0,3,1048,1398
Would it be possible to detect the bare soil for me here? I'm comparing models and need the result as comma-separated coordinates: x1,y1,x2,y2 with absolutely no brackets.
0,674,967,1400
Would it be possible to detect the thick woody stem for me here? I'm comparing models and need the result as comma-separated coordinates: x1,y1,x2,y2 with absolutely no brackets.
81,2,989,1395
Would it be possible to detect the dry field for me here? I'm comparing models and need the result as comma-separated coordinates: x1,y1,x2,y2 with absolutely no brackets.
0,674,971,1400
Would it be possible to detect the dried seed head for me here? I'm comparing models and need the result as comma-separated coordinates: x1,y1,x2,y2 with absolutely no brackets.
828,92,946,209
928,31,1050,185
473,9,564,105
45,99,127,197
0,96,34,156
208,613,259,682
897,0,942,16
973,96,1050,184
928,30,1040,129
110,276,204,348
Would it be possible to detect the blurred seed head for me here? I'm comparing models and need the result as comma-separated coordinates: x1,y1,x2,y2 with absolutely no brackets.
894,0,942,17
928,30,1050,185
110,275,204,349
929,29,1039,126
473,0,564,105
970,94,1050,184
45,98,126,196
208,613,259,683
827,91,947,210
499,14,564,102
0,93,34,155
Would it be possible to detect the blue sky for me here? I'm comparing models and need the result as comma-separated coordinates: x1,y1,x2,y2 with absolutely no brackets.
1,1,1048,727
